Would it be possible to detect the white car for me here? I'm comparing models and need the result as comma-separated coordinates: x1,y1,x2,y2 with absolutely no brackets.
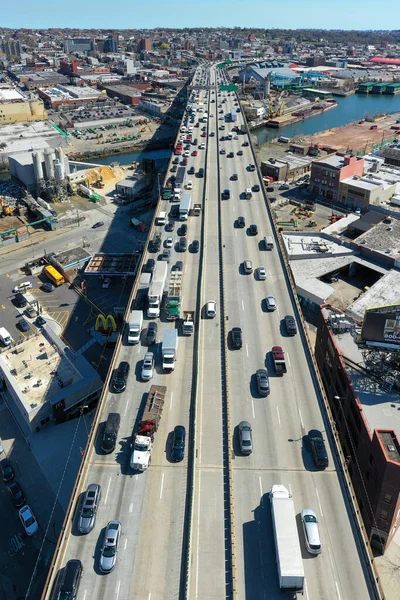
206,301,216,318
13,282,32,294
257,267,266,280
210,113,214,117
183,150,190,157
164,237,173,248
301,508,321,554
265,295,277,311
141,352,154,381
199,143,206,150
186,181,193,190
19,505,38,536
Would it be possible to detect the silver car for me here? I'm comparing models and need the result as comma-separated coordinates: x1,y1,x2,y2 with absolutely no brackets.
238,421,253,455
99,520,121,573
301,508,321,554
78,483,101,534
265,295,277,311
141,352,154,381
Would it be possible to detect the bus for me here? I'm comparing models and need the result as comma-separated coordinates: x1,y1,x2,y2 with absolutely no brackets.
44,265,65,286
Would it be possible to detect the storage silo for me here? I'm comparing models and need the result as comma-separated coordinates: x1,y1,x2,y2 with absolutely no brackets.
32,151,44,183
54,159,65,182
55,147,65,164
44,149,55,180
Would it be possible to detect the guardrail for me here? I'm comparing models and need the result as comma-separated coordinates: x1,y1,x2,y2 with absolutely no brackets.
40,128,178,600
243,109,385,600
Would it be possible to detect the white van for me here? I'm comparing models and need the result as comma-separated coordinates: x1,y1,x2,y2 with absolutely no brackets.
206,301,216,318
174,188,182,201
264,236,274,250
157,211,167,226
0,327,13,346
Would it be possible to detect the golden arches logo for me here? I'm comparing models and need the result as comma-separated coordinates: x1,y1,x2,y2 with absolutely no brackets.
95,314,117,333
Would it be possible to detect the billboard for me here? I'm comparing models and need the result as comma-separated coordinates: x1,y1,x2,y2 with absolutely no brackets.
361,304,400,347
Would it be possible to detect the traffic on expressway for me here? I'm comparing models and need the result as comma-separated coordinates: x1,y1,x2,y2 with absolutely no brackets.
43,64,376,600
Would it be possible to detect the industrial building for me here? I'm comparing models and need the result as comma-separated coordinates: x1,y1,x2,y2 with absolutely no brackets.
0,94,47,124
9,147,70,200
0,326,103,435
261,153,313,181
103,84,143,105
0,121,66,164
38,84,104,108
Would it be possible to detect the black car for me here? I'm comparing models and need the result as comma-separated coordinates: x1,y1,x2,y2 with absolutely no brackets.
256,369,270,397
308,430,329,469
253,184,260,192
42,283,54,292
7,481,26,508
227,152,234,158
249,224,258,235
55,559,83,600
266,186,275,192
101,413,121,454
165,221,175,232
173,157,179,164
243,141,249,147
191,240,200,253
92,221,104,229
36,315,46,327
170,165,177,172
143,258,155,274
237,150,243,156
198,168,204,178
113,361,130,393
285,315,297,336
169,205,180,219
188,166,195,175
231,327,243,349
0,458,15,482
14,292,27,307
171,425,186,462
172,261,183,272
248,164,256,172
145,322,158,346
222,189,230,200
237,216,245,228
179,237,187,252
178,224,187,236
231,173,238,181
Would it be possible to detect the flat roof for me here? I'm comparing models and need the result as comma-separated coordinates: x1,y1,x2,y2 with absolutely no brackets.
322,306,400,440
347,270,400,319
341,174,395,192
54,247,91,269
84,253,141,276
355,218,400,261
0,87,26,102
314,154,353,169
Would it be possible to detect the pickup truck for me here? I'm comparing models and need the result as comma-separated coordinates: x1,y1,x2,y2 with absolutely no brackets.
272,346,287,375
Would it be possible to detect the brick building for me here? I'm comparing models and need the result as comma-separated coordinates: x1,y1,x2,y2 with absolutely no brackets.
310,153,364,202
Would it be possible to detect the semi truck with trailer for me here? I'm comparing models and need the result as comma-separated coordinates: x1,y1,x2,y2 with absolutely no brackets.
230,108,238,122
130,385,166,472
269,485,304,594
165,272,183,320
175,166,186,189
162,329,178,372
179,193,192,220
147,261,168,318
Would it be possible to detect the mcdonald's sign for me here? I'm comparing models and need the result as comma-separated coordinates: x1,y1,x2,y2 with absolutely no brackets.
95,314,117,333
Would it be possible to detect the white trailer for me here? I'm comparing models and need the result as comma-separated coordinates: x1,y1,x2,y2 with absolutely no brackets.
269,485,304,594
179,192,192,220
127,310,143,344
162,329,178,372
147,262,168,318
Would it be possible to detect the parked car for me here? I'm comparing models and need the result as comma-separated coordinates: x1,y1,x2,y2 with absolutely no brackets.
92,221,104,229
285,315,297,336
238,421,253,455
19,505,38,536
99,520,122,573
0,458,15,482
145,322,158,345
78,483,101,534
171,425,186,462
42,283,54,293
12,281,32,294
308,429,329,469
256,368,270,396
7,481,26,508
301,508,322,554
231,327,243,349
14,292,27,307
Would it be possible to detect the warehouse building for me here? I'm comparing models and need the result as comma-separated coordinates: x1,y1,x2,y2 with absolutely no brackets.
38,84,103,108
103,84,142,105
0,87,47,124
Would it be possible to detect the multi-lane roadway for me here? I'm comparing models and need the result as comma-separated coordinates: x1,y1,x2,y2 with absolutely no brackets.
43,64,375,600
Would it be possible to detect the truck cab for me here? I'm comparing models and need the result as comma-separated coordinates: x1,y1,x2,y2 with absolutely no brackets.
130,435,152,471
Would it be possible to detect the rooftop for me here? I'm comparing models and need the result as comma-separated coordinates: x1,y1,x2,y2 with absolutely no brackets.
347,270,400,319
0,122,65,155
341,174,395,192
355,218,400,261
39,84,103,101
0,87,26,102
315,154,355,169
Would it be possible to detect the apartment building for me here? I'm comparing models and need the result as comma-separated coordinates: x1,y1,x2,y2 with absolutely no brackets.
310,153,364,202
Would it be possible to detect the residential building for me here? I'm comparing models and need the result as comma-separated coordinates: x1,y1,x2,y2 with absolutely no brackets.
64,38,92,54
104,35,119,54
310,153,364,202
0,38,21,58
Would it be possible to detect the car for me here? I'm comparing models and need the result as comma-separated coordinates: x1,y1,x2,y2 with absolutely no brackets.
0,458,15,482
165,221,175,232
25,305,36,318
256,368,270,396
253,184,260,192
184,145,190,150
210,132,215,137
19,505,38,536
92,221,104,229
249,224,258,235
265,295,277,311
18,318,30,332
308,429,329,469
170,165,177,172
243,141,249,147
78,483,101,534
199,143,206,150
164,237,173,248
35,315,46,327
301,508,322,554
41,282,54,292
257,266,266,280
186,181,193,190
102,277,111,289
236,150,243,156
7,481,26,508
178,224,187,236
266,186,275,192
14,292,27,307
160,249,170,262
284,315,297,336
182,158,188,166
198,168,204,178
237,216,245,228
183,150,190,157
248,164,256,172
179,237,187,252
143,258,155,274
56,560,83,598
220,148,226,155
191,240,199,253
201,126,207,131
222,189,230,200
12,281,32,294
173,157,179,164
172,261,183,272
99,520,121,573
231,327,243,349
171,425,186,462
201,132,206,138
113,361,130,393
205,301,216,318
188,166,195,174
231,173,238,181
141,352,154,381
191,150,198,157
238,421,253,455
279,183,290,190
144,322,157,346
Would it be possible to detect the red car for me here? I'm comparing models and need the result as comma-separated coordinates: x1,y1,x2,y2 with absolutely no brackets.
182,158,188,166
201,132,206,137
191,150,198,157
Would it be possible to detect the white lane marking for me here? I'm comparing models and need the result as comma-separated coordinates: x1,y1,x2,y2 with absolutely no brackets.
170,392,174,410
289,483,293,496
148,594,152,600
259,476,263,498
315,486,324,518
185,264,187,273
246,343,249,357
129,503,133,513
304,580,309,600
123,398,129,417
134,474,138,481
335,581,343,600
160,472,165,500
104,477,112,505
276,307,280,316
276,406,281,425
286,351,291,367
241,299,244,311
195,471,202,598
252,400,255,419
82,592,87,600
115,580,121,599
124,539,127,550
298,408,304,429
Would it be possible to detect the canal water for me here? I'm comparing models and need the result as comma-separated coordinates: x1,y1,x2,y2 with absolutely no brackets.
254,93,400,145
86,148,172,167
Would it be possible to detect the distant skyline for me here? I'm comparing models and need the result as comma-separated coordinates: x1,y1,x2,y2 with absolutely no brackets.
3,0,400,31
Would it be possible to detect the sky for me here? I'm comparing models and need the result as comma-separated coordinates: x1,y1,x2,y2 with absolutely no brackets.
3,0,400,30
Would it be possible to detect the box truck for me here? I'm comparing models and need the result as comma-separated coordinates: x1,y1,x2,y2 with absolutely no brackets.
127,310,143,344
162,329,178,372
